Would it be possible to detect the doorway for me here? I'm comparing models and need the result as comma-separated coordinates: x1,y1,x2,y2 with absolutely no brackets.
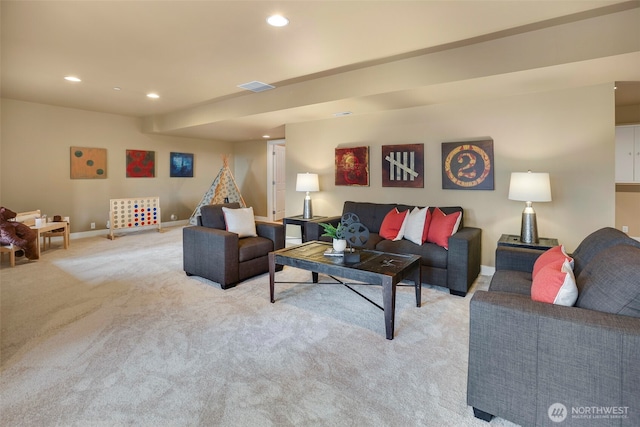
267,139,286,221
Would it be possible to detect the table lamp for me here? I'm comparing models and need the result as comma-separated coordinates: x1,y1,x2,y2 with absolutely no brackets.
508,171,552,244
296,173,319,219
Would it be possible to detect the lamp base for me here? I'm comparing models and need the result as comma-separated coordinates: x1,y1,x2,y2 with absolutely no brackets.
520,202,538,244
302,197,313,219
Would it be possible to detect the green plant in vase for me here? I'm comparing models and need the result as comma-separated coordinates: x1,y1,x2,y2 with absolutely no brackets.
319,222,347,252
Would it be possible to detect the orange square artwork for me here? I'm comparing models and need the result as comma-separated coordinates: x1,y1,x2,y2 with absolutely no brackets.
70,146,107,179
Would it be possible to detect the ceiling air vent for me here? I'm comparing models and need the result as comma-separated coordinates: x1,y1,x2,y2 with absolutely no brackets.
237,81,275,93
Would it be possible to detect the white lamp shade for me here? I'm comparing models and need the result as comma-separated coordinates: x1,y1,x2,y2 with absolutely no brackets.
508,172,552,202
296,173,319,192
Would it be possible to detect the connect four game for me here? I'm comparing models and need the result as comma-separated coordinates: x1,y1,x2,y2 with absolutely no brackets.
109,197,161,240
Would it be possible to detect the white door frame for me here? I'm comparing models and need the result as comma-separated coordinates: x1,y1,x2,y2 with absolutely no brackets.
267,139,286,222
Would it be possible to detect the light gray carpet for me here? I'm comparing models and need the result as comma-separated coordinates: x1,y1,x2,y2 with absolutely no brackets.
1,226,518,427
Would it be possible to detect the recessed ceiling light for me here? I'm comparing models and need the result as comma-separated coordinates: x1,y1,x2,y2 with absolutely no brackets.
113,87,121,91
267,15,289,27
146,93,160,99
263,135,270,139
64,76,81,82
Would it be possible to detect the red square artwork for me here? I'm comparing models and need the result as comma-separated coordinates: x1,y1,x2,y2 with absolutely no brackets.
335,146,369,186
126,149,155,178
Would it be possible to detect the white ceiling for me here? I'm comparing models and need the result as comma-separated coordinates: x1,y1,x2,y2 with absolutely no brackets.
2,1,639,142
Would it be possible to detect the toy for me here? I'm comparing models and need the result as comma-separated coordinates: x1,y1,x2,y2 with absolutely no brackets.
0,207,39,260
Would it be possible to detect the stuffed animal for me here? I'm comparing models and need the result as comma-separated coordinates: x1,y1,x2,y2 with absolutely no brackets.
0,207,39,260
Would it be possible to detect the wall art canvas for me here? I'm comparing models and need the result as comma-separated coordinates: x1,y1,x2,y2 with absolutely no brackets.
441,139,494,190
70,146,107,179
170,152,194,177
126,149,155,178
382,144,424,188
335,146,369,186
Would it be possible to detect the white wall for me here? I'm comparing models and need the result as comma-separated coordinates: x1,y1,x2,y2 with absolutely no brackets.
285,84,615,267
1,99,234,232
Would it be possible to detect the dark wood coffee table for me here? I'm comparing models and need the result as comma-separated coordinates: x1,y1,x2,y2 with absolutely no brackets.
268,241,421,340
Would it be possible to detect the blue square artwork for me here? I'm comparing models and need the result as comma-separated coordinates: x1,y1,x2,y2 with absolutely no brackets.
170,152,194,177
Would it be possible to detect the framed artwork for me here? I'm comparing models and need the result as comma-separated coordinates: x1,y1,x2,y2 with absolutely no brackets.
170,152,194,177
126,149,155,178
441,139,494,190
335,146,369,186
382,144,424,188
70,146,107,179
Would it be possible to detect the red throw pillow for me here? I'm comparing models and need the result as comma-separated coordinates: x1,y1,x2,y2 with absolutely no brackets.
379,208,409,240
426,208,462,249
421,209,433,244
532,245,573,279
531,258,578,306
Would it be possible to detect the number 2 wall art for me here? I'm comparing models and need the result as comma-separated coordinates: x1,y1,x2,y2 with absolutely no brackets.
441,139,494,190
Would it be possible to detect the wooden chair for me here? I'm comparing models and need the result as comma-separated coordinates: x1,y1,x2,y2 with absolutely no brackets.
0,243,21,267
42,215,69,250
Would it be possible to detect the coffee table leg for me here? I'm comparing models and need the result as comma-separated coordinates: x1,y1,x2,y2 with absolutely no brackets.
413,264,421,307
382,276,396,340
269,252,276,303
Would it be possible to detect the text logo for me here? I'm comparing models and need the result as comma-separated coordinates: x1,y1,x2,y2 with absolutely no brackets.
549,403,568,423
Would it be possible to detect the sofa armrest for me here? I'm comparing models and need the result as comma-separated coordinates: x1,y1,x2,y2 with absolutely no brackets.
446,226,482,295
183,226,240,285
303,215,341,242
256,221,285,251
468,290,640,426
495,246,542,273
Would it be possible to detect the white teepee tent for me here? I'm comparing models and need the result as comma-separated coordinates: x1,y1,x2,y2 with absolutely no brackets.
189,156,246,225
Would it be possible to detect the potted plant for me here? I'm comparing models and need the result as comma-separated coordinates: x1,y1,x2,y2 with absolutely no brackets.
319,222,347,252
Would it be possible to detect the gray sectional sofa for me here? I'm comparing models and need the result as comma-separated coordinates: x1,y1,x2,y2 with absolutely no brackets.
304,201,482,296
467,227,640,426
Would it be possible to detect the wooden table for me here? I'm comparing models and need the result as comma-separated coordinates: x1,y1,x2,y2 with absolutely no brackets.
269,241,421,340
30,221,69,257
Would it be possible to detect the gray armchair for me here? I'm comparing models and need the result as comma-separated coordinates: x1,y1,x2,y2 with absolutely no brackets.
467,228,640,426
183,203,284,289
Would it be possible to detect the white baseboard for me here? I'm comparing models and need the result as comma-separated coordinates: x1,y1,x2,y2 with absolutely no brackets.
70,220,189,240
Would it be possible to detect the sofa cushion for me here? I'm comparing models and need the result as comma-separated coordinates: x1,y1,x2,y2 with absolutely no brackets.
222,206,257,238
379,207,409,241
200,203,241,229
426,208,461,249
376,239,448,269
238,236,273,262
343,201,412,234
403,206,428,245
531,258,578,306
572,227,640,277
488,270,532,296
575,244,640,318
532,245,573,279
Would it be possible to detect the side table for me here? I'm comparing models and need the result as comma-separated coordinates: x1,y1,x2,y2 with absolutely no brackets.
498,234,559,251
283,215,326,242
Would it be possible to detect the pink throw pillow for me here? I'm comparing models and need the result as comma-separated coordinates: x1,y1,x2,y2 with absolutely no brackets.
379,208,409,240
426,208,461,249
532,245,573,279
531,258,578,306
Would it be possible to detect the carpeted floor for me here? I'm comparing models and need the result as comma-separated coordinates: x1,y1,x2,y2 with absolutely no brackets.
1,226,519,426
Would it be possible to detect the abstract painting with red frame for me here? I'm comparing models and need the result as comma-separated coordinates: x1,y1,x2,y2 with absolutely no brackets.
126,149,155,178
441,139,494,190
335,146,369,186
